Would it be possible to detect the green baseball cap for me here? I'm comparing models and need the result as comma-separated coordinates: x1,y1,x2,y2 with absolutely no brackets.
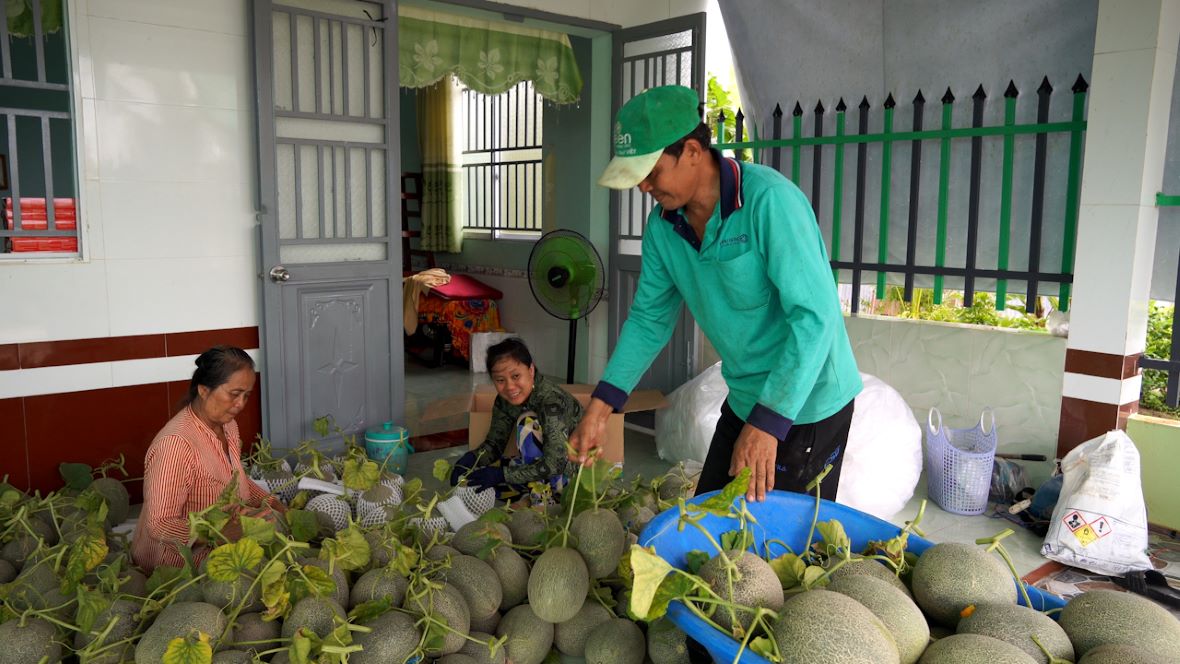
598,85,702,189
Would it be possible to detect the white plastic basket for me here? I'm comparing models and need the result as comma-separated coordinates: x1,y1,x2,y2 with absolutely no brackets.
924,407,997,515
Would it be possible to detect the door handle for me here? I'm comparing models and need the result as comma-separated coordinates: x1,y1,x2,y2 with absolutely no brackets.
269,265,291,282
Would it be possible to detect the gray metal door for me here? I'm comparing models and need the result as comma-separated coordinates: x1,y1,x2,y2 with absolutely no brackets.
252,0,401,454
609,14,706,393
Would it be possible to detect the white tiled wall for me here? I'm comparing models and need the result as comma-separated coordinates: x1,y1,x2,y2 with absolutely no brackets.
845,315,1066,481
0,0,260,344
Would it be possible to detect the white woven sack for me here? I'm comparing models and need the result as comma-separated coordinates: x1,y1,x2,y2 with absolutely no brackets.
836,374,923,520
1041,430,1152,576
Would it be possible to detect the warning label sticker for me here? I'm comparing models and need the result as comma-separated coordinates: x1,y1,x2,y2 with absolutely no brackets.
1063,510,1085,532
1091,516,1112,539
1074,524,1099,547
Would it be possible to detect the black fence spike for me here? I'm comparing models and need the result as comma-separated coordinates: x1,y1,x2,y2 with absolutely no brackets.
973,84,987,100
859,96,870,109
815,99,825,114
941,87,955,104
836,97,847,112
1038,76,1053,94
792,101,804,116
884,93,896,109
1004,80,1019,98
772,103,784,118
717,109,727,123
913,90,925,105
735,108,745,122
1072,73,1089,93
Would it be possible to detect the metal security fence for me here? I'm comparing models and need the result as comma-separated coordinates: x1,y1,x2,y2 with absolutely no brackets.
461,80,544,235
1,0,78,256
714,75,1089,314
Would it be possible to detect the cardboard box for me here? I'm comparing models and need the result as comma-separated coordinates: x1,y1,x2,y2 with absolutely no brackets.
467,383,666,464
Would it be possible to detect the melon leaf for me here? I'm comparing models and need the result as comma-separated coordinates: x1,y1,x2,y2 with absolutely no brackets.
769,553,806,589
162,631,213,664
749,636,776,661
75,585,110,634
64,526,109,592
816,519,850,554
649,573,696,620
342,458,380,491
59,462,94,490
720,529,755,552
432,459,451,483
241,515,276,545
629,545,674,620
206,538,264,582
319,524,371,571
289,564,337,604
285,509,319,543
260,559,290,620
685,550,710,575
697,468,751,516
289,628,316,664
348,596,393,623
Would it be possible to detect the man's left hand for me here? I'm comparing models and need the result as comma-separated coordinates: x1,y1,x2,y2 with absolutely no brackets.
729,424,777,502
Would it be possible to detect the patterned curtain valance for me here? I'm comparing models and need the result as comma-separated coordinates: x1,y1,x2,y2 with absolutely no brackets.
398,5,583,105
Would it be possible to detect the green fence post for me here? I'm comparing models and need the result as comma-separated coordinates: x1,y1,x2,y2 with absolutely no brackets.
791,102,803,184
876,94,896,298
832,99,847,285
1059,75,1088,311
934,91,954,304
997,81,1019,309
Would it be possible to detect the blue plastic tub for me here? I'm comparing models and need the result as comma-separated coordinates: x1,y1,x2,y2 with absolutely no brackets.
638,490,1066,664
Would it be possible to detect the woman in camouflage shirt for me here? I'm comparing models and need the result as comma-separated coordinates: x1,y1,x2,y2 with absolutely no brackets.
450,337,583,497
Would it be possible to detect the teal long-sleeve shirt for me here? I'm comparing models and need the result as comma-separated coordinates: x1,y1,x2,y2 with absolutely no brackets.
597,155,861,437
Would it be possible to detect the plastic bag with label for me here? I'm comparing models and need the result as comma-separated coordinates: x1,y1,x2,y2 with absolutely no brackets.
1041,430,1152,576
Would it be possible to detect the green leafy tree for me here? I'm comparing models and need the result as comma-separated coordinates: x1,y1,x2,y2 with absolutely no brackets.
1140,302,1179,416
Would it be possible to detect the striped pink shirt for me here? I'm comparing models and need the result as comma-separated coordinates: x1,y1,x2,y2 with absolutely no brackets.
131,405,274,572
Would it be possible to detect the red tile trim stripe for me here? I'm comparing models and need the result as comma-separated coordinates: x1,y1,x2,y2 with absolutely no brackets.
4,327,259,370
1063,348,1142,381
1057,396,1137,457
0,344,18,371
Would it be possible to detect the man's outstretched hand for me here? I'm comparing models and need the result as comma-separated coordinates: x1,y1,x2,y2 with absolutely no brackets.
568,397,614,465
729,424,777,502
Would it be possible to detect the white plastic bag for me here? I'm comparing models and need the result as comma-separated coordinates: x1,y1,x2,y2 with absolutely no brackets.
654,362,727,462
836,374,923,520
1041,430,1152,576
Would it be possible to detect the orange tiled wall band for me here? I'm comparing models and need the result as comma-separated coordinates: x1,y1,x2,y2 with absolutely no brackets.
0,327,261,500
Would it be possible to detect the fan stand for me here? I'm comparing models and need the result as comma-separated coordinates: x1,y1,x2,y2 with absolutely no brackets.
566,317,577,384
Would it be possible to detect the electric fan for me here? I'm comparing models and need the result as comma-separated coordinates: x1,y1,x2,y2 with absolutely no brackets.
527,229,605,383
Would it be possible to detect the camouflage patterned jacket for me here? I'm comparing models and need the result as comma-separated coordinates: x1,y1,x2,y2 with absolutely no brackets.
473,374,583,485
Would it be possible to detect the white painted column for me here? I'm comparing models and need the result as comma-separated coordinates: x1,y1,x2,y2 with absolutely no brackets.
1060,0,1180,454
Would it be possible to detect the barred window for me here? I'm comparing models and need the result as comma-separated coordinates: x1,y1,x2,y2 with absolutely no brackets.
1,0,80,257
460,81,543,238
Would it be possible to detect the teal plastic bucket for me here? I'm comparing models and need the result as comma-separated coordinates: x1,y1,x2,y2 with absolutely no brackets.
365,421,412,475
639,491,1066,664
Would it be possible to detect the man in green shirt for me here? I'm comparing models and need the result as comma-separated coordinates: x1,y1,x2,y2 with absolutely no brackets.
570,85,862,503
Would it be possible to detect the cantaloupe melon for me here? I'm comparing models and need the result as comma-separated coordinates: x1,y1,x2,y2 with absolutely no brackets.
211,650,252,664
527,546,590,623
350,609,420,663
571,508,626,580
772,589,900,664
74,598,139,664
829,556,913,598
496,604,554,664
917,633,1038,663
228,612,280,654
349,567,408,609
281,596,346,640
827,574,929,664
458,631,508,664
911,543,1014,627
90,477,130,528
697,550,784,631
1077,643,1168,664
553,598,613,656
135,602,228,664
1058,588,1180,659
956,601,1074,663
436,554,503,622
451,521,512,556
297,557,350,608
647,616,690,664
0,617,63,664
506,508,547,547
487,545,529,610
584,618,646,664
404,582,471,656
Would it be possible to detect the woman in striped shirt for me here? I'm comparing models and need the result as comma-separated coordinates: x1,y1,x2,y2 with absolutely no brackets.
132,346,282,572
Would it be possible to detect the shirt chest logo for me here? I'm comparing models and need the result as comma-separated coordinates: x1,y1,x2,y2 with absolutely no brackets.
720,234,749,248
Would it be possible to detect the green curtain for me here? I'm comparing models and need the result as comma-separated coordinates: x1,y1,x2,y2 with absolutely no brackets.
399,5,583,105
418,77,464,254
